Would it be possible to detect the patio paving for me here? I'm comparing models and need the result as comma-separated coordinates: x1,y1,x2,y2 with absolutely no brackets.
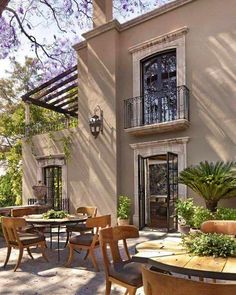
0,229,180,295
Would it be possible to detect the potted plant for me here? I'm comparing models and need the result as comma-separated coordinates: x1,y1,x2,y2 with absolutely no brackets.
117,195,131,226
179,161,236,212
175,198,194,234
191,206,214,230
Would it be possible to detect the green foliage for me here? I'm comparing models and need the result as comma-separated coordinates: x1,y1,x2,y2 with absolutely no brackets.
176,198,195,227
215,208,236,220
117,195,131,219
0,173,17,207
42,209,68,219
182,232,236,258
0,58,76,207
192,206,214,229
179,161,236,211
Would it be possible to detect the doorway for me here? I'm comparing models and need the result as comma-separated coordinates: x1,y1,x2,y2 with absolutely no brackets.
138,152,178,231
43,166,62,210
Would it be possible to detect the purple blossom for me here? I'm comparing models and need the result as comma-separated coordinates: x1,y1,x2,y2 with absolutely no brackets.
0,17,19,59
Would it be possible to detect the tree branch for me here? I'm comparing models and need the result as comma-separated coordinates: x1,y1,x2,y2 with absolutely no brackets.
39,0,67,33
5,7,64,65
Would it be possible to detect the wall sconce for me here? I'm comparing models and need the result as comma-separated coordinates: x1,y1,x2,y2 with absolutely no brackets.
89,105,103,138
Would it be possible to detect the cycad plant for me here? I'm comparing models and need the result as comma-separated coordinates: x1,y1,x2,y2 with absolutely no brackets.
179,161,236,212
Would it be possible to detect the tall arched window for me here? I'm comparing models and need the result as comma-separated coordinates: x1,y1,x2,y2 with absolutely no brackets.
141,50,177,124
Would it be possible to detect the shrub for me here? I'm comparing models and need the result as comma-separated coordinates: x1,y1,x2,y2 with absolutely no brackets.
175,198,194,227
182,232,236,257
215,207,236,220
179,161,236,212
117,195,131,219
192,206,214,229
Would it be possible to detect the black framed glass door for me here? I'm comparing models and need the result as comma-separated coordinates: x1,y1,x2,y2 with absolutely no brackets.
138,155,146,229
167,152,178,231
138,152,178,231
142,50,177,124
43,166,62,210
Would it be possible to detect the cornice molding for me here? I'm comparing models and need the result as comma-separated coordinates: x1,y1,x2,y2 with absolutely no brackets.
130,137,190,150
120,0,195,31
128,26,189,54
73,40,87,51
73,0,195,46
82,19,121,40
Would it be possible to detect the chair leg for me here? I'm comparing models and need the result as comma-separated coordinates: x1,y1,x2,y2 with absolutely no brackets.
65,244,74,267
127,287,137,295
3,246,12,268
89,249,99,271
27,247,34,260
64,230,70,248
105,279,112,295
84,249,89,260
14,247,24,272
39,242,48,262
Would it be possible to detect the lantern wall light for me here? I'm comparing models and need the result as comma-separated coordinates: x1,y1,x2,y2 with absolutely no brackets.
89,105,103,138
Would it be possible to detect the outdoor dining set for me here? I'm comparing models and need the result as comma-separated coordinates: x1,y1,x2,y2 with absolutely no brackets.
1,206,236,295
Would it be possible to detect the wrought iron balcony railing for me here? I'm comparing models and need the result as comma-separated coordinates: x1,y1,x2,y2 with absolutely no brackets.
124,85,189,129
25,117,78,137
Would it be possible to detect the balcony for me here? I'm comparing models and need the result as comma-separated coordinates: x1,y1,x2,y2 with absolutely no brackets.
124,85,190,136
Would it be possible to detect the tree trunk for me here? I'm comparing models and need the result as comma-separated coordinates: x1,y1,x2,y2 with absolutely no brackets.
205,200,218,213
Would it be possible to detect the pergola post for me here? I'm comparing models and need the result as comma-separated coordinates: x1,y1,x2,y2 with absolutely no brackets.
25,102,30,137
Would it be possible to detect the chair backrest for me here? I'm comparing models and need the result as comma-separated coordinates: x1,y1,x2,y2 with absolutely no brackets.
201,220,236,235
99,225,139,276
77,206,97,218
142,265,236,295
1,217,27,246
11,207,38,217
85,215,111,247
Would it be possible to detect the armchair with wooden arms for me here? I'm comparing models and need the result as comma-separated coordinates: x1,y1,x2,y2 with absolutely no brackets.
1,217,48,271
99,225,143,295
142,265,236,295
64,206,97,247
65,214,111,271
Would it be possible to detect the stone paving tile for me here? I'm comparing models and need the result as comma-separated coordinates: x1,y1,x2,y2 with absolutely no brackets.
0,230,177,295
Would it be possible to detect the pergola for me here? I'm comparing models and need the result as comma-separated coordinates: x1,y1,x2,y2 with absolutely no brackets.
22,66,78,119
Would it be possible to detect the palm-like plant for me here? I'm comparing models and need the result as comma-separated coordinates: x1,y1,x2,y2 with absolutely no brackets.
179,161,236,212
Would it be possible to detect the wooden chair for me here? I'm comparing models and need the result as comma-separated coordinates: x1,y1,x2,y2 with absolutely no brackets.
201,220,236,235
64,206,97,247
1,217,48,271
99,225,143,295
11,207,47,233
65,214,111,271
142,265,236,295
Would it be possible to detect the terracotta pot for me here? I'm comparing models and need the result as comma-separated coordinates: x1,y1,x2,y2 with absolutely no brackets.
178,224,190,235
117,218,130,226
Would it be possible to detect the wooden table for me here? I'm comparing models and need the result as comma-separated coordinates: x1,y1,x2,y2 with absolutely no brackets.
25,214,88,261
133,239,236,280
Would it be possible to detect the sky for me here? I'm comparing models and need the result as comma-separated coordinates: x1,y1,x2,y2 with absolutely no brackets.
0,1,173,79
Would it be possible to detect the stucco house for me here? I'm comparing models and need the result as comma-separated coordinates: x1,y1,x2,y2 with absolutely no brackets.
22,0,236,230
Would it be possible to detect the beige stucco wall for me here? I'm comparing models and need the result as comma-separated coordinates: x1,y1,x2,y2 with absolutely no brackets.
115,0,236,210
22,0,236,225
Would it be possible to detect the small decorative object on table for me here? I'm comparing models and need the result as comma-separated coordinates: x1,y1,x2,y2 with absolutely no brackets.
117,195,131,225
42,209,68,219
32,180,47,205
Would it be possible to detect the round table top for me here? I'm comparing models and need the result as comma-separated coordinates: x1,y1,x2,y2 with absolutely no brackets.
25,214,88,224
134,239,236,280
